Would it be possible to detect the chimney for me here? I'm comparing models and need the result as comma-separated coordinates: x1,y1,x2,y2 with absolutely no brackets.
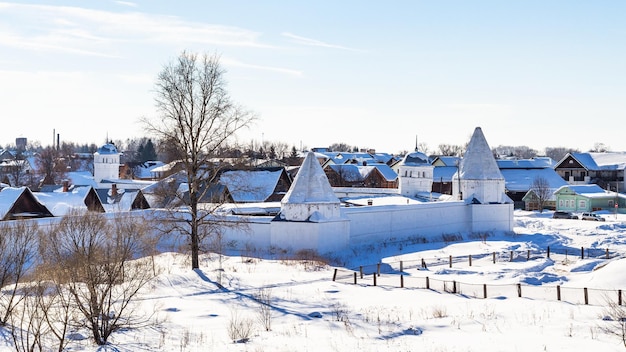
62,180,69,192
111,184,117,197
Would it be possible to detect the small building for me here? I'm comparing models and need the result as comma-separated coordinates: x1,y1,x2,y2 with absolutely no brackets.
34,185,105,216
553,184,626,213
554,152,626,191
0,187,54,220
324,163,398,189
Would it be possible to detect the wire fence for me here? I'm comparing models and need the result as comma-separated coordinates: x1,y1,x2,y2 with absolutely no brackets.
332,246,625,307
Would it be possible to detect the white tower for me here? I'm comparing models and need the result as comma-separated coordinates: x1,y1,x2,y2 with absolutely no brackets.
452,127,506,203
93,143,120,183
398,151,434,197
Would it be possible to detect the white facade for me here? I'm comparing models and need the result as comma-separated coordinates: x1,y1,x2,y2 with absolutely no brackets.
398,151,434,197
93,143,120,183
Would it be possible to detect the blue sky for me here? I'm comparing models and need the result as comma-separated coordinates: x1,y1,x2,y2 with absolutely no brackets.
1,1,625,154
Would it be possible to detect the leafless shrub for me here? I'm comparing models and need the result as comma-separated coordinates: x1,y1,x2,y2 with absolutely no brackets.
227,310,254,343
256,288,273,332
0,220,39,326
431,306,448,318
600,296,626,347
40,210,158,346
442,233,463,244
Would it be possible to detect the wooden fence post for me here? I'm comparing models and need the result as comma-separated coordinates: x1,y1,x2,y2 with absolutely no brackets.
527,250,530,261
453,280,457,294
483,284,487,299
353,272,357,284
373,273,377,287
359,266,363,279
426,276,430,290
606,248,610,259
449,255,452,268
421,258,427,269
377,263,381,277
584,287,589,305
332,268,337,281
493,252,496,264
581,246,584,260
510,251,514,262
517,283,522,298
547,246,550,259
557,285,561,301
619,290,623,306
400,275,404,288
469,254,472,267
400,261,403,272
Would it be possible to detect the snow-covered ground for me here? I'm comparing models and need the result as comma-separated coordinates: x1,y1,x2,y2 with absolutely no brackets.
5,209,626,351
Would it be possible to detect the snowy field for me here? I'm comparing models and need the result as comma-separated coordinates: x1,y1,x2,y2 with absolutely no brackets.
5,209,626,351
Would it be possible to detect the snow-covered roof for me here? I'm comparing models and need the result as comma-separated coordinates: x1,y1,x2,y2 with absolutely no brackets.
500,168,567,192
497,157,556,169
554,184,611,198
33,186,95,216
401,151,430,165
95,143,119,155
432,156,461,167
433,166,459,182
135,161,165,179
456,127,503,180
566,152,626,171
219,169,285,203
282,152,339,204
328,163,398,182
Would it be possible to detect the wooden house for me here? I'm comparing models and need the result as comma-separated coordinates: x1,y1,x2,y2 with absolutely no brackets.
0,187,53,220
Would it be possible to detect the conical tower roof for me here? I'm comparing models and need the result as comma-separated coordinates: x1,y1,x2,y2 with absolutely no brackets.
282,152,340,205
457,127,503,180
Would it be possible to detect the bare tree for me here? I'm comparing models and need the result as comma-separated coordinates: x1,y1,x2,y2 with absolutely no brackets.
0,220,39,326
35,146,68,188
142,51,255,269
544,147,579,162
41,211,158,345
437,144,464,157
529,176,552,213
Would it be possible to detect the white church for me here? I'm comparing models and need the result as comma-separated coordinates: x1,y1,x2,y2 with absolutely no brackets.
217,127,514,254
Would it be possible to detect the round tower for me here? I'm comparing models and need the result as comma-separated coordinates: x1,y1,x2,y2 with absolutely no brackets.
93,143,120,183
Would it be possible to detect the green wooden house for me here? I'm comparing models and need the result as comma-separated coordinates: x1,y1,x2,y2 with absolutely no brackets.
554,184,626,213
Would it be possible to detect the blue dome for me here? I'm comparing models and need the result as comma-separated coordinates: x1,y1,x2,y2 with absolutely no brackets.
97,143,118,155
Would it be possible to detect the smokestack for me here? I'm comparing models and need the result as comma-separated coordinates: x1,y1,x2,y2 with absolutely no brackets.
62,180,69,192
57,133,60,150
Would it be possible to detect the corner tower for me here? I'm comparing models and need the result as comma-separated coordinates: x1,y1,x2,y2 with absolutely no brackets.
93,143,120,183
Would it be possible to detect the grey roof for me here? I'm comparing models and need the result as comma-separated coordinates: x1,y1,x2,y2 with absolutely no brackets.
457,127,503,180
282,152,339,204
329,163,398,182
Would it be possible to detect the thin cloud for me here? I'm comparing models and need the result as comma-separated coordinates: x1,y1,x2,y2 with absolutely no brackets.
282,32,363,52
114,1,138,8
0,3,273,58
221,58,302,77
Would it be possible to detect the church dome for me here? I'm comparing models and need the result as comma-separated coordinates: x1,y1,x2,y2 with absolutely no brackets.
96,143,118,155
402,151,430,165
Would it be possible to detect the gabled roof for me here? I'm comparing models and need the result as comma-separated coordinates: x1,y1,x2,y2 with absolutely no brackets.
282,152,339,204
558,152,626,171
433,166,459,182
327,163,398,183
554,184,609,198
456,127,503,180
0,187,53,220
34,186,105,216
432,156,461,167
95,188,150,212
219,168,289,203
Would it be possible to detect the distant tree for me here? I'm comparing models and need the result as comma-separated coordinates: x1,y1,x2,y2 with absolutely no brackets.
268,145,277,159
589,142,610,152
417,142,430,155
139,139,158,162
437,144,464,157
544,147,579,162
142,51,255,269
492,145,538,159
329,143,353,152
35,146,68,187
529,176,552,213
